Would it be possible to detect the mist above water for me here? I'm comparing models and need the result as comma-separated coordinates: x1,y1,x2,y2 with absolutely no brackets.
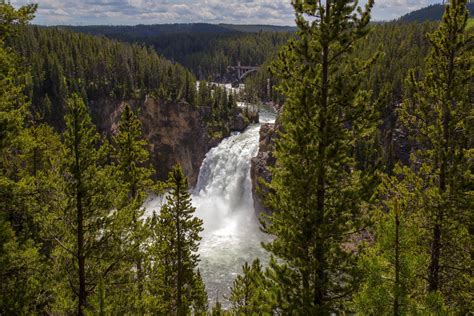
144,106,276,307
192,106,275,306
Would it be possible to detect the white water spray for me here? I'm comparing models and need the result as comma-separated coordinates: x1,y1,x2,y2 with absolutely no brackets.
192,107,275,305
144,106,276,306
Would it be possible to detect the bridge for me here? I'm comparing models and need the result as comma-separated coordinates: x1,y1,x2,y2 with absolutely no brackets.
227,61,260,83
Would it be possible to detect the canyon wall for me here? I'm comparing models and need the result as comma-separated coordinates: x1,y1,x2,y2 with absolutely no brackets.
250,122,277,216
90,96,256,187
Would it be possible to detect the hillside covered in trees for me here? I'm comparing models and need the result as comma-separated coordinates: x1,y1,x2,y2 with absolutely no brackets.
399,2,474,22
11,26,241,128
64,24,292,81
1,0,472,315
12,26,195,126
8,24,259,183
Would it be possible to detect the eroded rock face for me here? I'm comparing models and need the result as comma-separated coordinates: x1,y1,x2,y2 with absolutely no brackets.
250,122,277,216
90,96,250,187
139,99,212,186
227,106,259,133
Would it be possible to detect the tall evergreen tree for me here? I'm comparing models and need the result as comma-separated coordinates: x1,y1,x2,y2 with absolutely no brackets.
354,166,432,315
0,3,54,314
400,0,473,311
0,2,35,149
192,269,209,315
54,94,118,315
263,0,377,313
229,258,268,315
113,104,154,204
147,165,207,315
108,103,156,313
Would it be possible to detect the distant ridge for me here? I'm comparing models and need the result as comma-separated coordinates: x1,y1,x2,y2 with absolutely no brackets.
61,23,295,38
219,24,296,33
398,3,474,22
61,23,237,38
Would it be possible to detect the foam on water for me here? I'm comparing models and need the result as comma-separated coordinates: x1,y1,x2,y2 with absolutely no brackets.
192,107,275,305
145,106,276,307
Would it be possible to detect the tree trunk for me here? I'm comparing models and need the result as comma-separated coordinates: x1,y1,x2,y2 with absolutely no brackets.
176,185,183,315
428,221,442,292
314,0,330,308
394,212,400,316
74,117,86,316
78,201,86,316
131,183,144,313
136,232,144,314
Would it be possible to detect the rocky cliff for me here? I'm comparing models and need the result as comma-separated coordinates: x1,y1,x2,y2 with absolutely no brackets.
250,122,277,216
90,96,254,187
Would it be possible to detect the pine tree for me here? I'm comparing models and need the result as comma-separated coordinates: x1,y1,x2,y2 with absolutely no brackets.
263,0,377,313
0,2,36,153
400,0,473,311
143,212,170,314
0,3,53,313
354,165,433,315
109,103,155,313
197,80,211,107
54,94,118,315
148,165,206,315
211,299,227,316
192,270,209,315
113,104,154,204
229,258,267,315
184,71,196,104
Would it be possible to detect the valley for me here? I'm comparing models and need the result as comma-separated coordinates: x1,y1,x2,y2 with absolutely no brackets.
1,1,472,314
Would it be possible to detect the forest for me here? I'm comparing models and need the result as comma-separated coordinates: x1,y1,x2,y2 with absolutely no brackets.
1,0,473,315
9,25,243,133
398,2,474,22
64,24,292,82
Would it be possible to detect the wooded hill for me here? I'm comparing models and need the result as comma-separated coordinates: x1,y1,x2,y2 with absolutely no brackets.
62,24,292,81
1,1,472,315
398,3,474,22
65,23,295,36
56,4,474,84
11,25,240,131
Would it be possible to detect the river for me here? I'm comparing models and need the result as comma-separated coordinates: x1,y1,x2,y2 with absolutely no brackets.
145,105,275,307
192,105,275,306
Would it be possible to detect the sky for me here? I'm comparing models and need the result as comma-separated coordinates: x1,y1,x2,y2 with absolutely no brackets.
11,0,444,26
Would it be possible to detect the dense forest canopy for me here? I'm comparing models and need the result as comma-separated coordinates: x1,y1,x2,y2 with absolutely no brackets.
63,24,292,81
61,4,474,84
244,21,437,103
11,26,195,125
9,25,243,134
399,2,474,22
64,23,296,37
0,0,472,315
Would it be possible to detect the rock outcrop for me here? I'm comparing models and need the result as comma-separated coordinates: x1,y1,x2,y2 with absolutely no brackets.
90,96,252,187
250,122,277,216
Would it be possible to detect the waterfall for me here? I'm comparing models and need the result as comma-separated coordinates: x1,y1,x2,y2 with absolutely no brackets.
192,106,275,306
144,105,276,306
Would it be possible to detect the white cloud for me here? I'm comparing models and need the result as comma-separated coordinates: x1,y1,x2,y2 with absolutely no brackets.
11,0,443,25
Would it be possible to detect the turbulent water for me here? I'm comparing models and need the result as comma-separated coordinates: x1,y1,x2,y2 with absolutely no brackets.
144,105,276,307
193,106,275,306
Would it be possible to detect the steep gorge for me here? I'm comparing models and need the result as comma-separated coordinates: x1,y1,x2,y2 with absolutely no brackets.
91,96,257,186
13,26,260,186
